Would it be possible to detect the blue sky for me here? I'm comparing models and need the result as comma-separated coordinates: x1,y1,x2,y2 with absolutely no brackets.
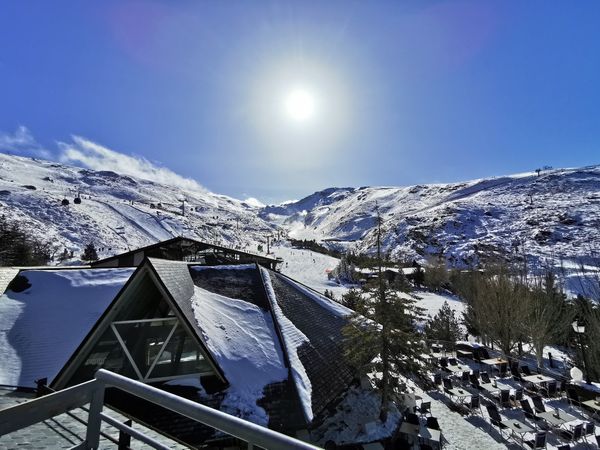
0,1,599,204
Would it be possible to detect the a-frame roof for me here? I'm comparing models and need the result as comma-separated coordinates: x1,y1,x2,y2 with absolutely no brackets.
52,259,227,389
8,257,359,443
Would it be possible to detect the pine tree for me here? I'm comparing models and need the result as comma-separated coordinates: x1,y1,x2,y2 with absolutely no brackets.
424,301,462,343
341,288,361,311
0,215,52,266
81,242,99,262
343,207,426,421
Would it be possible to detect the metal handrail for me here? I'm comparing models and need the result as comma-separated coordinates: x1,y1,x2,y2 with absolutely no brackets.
0,370,320,450
95,369,319,450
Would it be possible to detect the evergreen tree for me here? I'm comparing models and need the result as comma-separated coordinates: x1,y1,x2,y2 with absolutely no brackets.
81,242,99,262
332,253,357,283
343,208,426,421
340,288,362,311
424,301,462,343
0,215,52,266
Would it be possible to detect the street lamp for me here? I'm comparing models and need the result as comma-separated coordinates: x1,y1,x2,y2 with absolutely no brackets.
572,320,591,384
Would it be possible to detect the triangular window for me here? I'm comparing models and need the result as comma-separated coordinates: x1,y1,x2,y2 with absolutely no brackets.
66,270,215,386
111,317,213,382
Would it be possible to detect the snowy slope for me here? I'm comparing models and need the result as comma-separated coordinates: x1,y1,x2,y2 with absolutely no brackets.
266,167,600,269
2,152,599,273
0,153,276,261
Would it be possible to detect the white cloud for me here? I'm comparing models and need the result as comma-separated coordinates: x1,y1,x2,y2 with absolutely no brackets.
243,197,265,208
0,126,52,158
58,135,208,193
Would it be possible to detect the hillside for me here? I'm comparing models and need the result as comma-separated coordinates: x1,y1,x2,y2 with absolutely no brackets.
1,152,599,273
0,153,276,261
263,167,600,268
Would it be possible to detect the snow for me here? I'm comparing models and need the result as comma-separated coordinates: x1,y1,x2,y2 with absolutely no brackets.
0,153,276,262
409,290,466,320
260,268,314,422
270,244,352,300
313,386,401,446
0,268,133,387
268,166,600,288
189,285,288,425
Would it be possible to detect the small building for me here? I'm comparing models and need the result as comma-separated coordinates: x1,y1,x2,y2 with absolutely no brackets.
91,236,281,270
0,259,389,448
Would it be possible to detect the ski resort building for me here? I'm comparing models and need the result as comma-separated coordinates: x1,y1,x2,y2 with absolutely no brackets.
90,236,281,270
0,257,385,448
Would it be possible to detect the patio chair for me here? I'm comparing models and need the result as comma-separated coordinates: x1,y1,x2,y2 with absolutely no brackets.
460,371,470,385
583,421,595,442
448,357,458,366
559,379,567,394
511,387,524,407
559,423,583,443
486,404,507,436
531,395,547,413
498,363,508,378
566,387,581,407
443,378,453,393
472,369,480,379
426,416,440,430
494,389,511,409
405,413,420,425
480,372,492,384
510,360,520,374
433,373,442,388
418,401,432,417
439,357,449,369
524,431,547,449
541,380,557,398
521,365,533,376
464,394,481,416
469,374,481,390
520,399,540,421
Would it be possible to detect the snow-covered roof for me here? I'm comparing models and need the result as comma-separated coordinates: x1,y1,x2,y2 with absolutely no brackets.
0,267,134,388
0,258,363,444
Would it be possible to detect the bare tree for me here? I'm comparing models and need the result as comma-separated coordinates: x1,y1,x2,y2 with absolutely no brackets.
522,270,570,368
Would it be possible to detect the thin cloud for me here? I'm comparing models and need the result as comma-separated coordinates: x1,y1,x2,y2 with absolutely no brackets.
58,135,208,193
0,126,52,158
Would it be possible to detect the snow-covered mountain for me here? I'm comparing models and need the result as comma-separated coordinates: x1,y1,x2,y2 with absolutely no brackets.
0,153,276,261
263,167,600,267
2,152,599,269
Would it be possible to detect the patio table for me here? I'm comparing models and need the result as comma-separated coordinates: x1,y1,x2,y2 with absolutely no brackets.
537,410,577,428
582,399,600,420
501,419,534,445
481,357,508,366
522,374,554,385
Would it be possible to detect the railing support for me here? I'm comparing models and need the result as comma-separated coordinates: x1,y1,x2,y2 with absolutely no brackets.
84,383,105,449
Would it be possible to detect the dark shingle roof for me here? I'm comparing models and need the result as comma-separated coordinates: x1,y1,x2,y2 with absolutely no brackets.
189,265,269,310
266,272,355,421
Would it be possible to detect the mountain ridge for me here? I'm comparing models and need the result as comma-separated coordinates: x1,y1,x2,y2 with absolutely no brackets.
1,152,599,270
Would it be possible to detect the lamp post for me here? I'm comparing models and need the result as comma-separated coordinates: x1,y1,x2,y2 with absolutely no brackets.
572,320,591,384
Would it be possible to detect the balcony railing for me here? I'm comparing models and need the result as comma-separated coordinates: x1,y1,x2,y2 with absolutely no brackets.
0,369,320,450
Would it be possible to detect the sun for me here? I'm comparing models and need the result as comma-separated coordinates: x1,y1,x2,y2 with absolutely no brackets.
284,88,316,122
